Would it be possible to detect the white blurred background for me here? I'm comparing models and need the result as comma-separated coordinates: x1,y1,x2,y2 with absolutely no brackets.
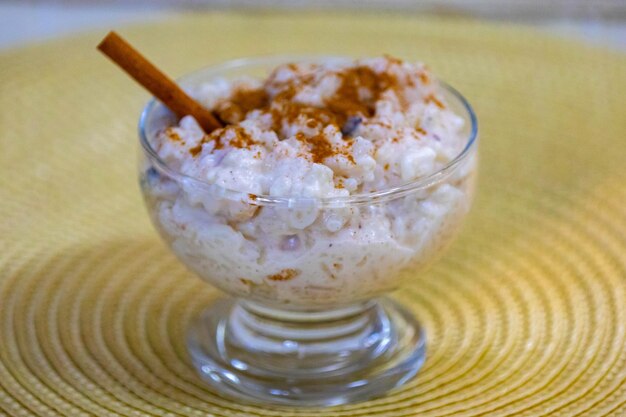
1,1,625,51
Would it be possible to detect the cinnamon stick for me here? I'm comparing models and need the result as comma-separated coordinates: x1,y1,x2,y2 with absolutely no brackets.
97,31,222,133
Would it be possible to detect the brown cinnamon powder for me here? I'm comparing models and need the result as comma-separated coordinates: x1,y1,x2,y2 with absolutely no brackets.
425,94,445,109
267,269,300,281
229,126,258,149
189,144,203,157
165,127,182,142
215,87,268,124
193,58,428,164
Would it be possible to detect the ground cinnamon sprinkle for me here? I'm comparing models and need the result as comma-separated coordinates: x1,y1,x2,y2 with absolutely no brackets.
211,59,408,143
165,127,182,142
267,268,300,281
299,133,334,163
190,125,259,156
189,144,203,157
271,100,340,135
215,87,268,124
425,94,445,109
229,126,258,149
384,54,404,66
190,130,222,156
190,57,429,163
252,62,403,136
295,131,355,164
325,66,397,125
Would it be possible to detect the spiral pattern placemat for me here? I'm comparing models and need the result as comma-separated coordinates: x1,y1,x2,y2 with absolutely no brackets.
1,12,625,417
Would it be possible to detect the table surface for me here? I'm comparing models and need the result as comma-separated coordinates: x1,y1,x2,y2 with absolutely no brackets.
1,3,625,53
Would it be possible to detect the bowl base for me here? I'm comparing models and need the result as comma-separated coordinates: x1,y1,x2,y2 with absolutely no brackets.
187,297,425,406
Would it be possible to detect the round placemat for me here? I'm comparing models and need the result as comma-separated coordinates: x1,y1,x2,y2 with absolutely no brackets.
1,12,625,417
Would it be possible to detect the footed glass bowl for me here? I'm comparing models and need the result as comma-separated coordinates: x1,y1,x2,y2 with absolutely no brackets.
138,56,478,406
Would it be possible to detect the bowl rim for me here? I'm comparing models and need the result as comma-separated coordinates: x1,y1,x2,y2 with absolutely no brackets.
138,55,478,208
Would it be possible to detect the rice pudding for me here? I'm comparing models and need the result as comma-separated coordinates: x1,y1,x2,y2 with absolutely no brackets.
141,56,476,307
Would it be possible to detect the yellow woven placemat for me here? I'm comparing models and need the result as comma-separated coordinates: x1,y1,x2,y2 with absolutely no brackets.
1,12,625,417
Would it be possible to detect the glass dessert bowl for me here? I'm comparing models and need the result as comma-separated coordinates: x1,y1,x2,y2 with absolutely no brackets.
138,56,478,406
